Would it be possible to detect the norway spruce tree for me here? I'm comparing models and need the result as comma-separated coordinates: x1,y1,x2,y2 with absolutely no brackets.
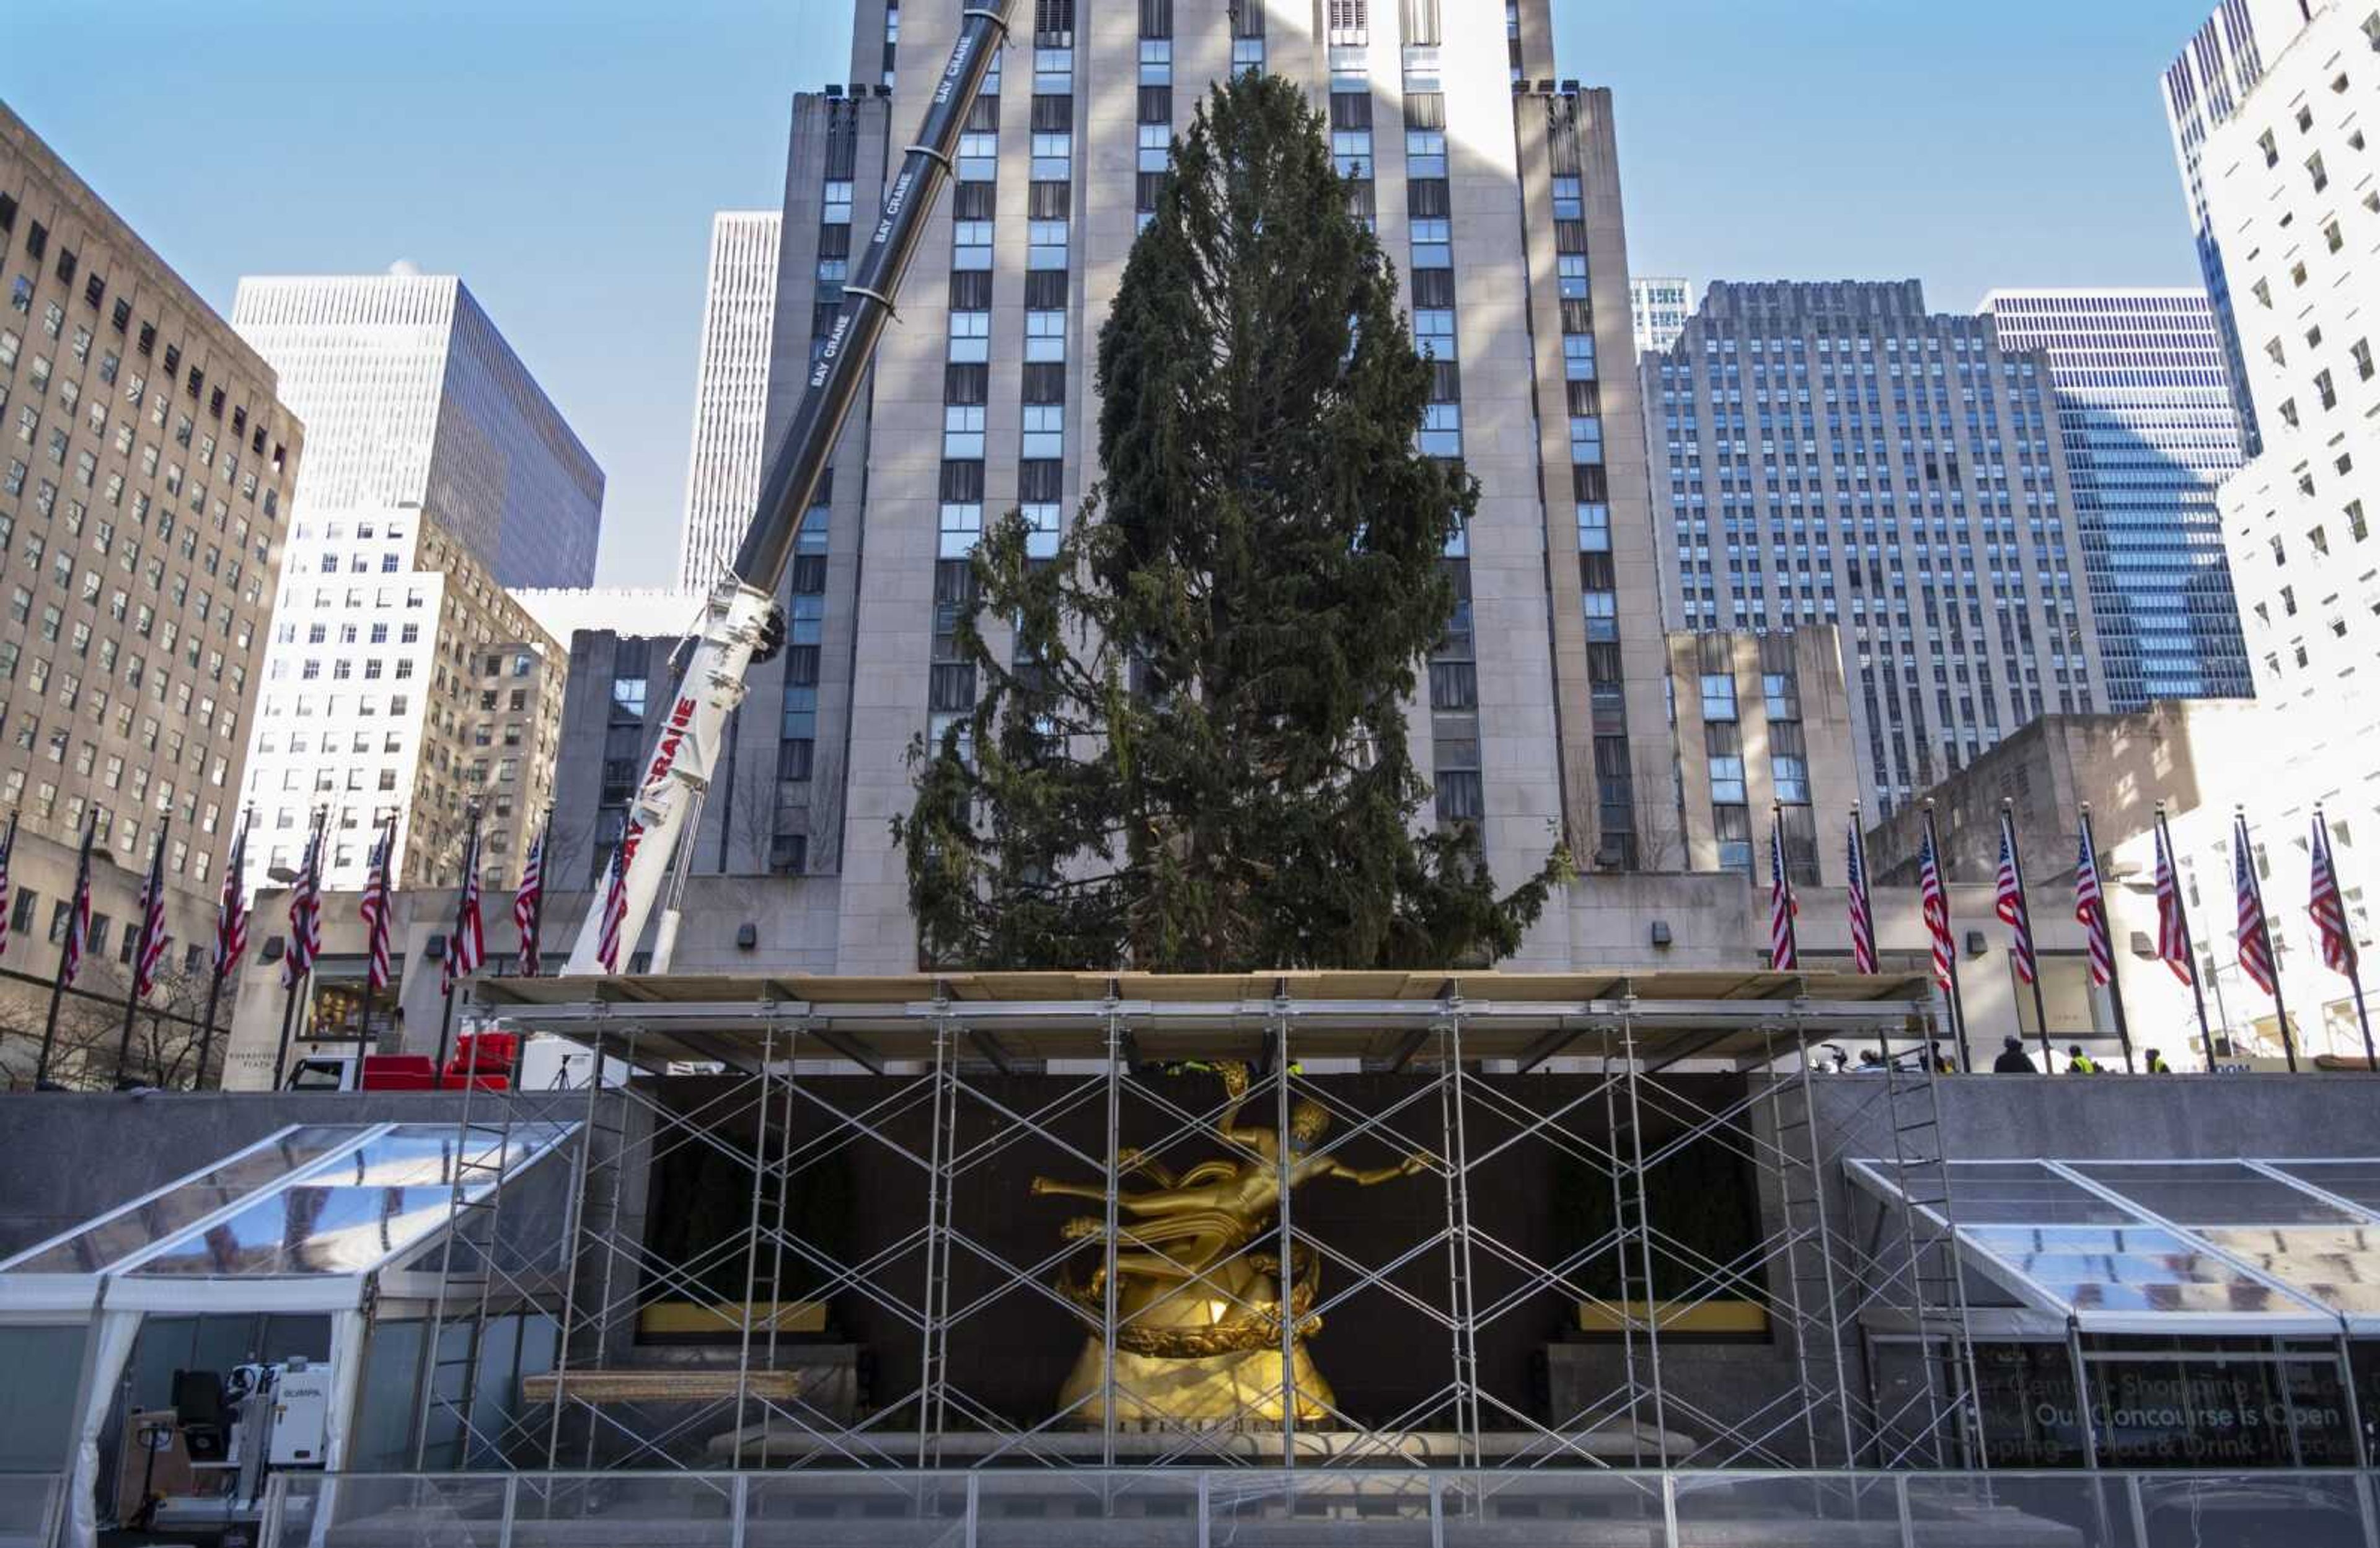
896,71,1566,973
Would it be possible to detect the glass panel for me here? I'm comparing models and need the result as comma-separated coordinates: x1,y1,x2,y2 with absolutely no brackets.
971,1472,1202,1546
1946,1161,2139,1225
2273,1160,2380,1216
1964,1225,2320,1317
1672,1474,1901,1546
2134,1472,2371,1547
519,1474,739,1536
1452,1472,1665,1540
276,1474,511,1546
129,1184,459,1276
0,1474,62,1548
302,1122,555,1189
6,1126,361,1272
1906,1474,2140,1547
2074,1162,2359,1226
2198,1224,2380,1317
0,1326,85,1469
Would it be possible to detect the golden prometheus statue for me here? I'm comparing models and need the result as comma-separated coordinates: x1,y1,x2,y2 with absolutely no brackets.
1031,1061,1430,1426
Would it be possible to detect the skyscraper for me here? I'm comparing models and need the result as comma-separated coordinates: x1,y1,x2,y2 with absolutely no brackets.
231,274,601,894
2161,0,2316,459
1643,281,2104,816
1981,289,2250,709
555,1,1677,970
677,211,783,589
1629,275,1691,357
2179,0,2380,913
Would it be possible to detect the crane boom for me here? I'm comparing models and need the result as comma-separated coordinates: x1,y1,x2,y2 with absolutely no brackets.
565,2,1015,977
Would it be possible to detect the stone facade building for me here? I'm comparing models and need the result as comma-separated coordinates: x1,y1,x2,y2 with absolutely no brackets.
556,1,1674,973
0,103,300,1082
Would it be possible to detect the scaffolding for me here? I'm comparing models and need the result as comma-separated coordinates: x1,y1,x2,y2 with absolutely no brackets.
410,969,1978,1475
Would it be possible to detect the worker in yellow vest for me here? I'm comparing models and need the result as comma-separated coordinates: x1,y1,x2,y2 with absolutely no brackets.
2065,1044,2099,1075
2143,1048,2172,1074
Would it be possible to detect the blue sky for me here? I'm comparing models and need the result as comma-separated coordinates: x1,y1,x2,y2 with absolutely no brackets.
5,0,2213,584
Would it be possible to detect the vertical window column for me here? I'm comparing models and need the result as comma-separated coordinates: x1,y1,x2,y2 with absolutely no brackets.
1545,94,1636,866
1136,3,1173,233
930,73,1000,758
1399,83,1479,838
1761,635,1814,884
1229,1,1265,74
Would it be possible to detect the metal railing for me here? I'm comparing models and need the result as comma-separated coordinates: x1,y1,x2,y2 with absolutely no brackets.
262,1466,2380,1547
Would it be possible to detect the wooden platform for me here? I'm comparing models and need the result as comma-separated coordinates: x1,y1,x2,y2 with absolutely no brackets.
523,1368,803,1405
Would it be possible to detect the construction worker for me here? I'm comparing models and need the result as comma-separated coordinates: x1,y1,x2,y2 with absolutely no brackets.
1992,1036,2035,1074
2143,1048,2173,1074
2066,1044,2099,1075
1929,1039,1956,1075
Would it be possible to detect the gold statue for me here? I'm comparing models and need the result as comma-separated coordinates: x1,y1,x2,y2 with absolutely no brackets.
1031,1062,1430,1425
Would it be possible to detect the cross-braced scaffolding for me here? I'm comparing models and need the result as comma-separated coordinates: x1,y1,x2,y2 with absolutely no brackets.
412,970,1983,1475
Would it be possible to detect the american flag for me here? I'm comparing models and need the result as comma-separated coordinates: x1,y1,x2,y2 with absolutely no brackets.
1918,824,1955,992
2234,813,2277,996
2073,817,2115,988
58,821,94,990
513,815,547,978
2153,817,2195,984
359,818,394,993
0,811,18,961
214,814,250,976
444,819,485,993
597,839,630,974
131,823,170,999
1768,821,1799,971
1994,813,2037,985
2311,809,2360,975
283,818,322,990
1846,816,1878,974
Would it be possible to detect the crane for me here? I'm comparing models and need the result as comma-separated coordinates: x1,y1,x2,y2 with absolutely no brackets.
563,1,1016,977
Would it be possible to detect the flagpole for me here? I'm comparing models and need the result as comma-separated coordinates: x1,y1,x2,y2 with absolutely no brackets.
2239,807,2296,1072
2159,803,2220,1070
1922,801,1973,1071
2080,804,2136,1073
358,813,392,1052
34,817,97,1086
198,807,248,1091
2004,799,2056,1071
272,806,325,1088
2319,805,2376,1066
435,801,483,1078
112,817,169,1081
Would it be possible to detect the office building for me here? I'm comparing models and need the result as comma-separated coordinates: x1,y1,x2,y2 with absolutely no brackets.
2153,0,2380,1061
677,211,783,589
553,0,1674,972
2161,0,2327,457
230,274,599,894
0,104,301,1083
1981,289,2250,708
1629,275,1691,356
1643,280,2104,816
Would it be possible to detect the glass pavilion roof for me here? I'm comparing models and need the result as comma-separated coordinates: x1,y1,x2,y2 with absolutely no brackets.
0,1122,575,1287
1848,1158,2380,1335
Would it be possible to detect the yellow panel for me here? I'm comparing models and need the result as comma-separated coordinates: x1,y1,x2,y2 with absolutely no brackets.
1576,1300,1770,1335
636,1300,829,1336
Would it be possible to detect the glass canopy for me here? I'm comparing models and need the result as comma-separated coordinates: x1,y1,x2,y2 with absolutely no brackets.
0,1122,575,1304
1848,1158,2380,1335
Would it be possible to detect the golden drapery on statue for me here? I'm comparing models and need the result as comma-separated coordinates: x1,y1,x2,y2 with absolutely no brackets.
1031,1062,1430,1426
